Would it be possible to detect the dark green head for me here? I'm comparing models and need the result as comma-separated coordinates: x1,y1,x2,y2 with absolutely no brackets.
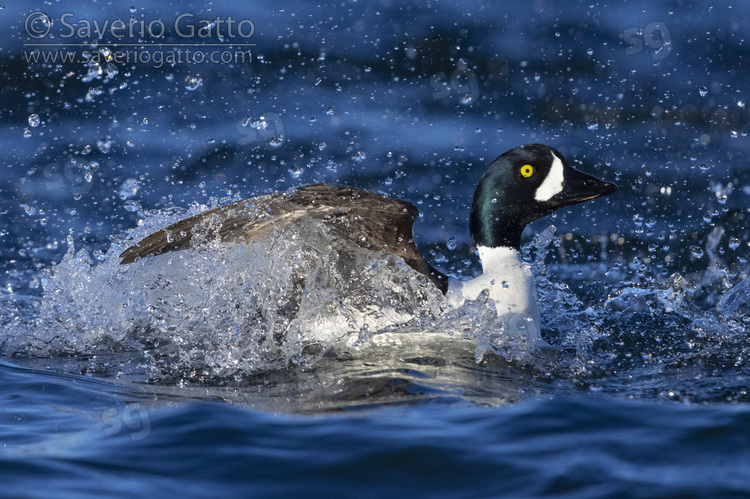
469,144,617,249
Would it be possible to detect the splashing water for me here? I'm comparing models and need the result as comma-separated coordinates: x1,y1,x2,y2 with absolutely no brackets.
4,205,457,380
1,200,748,402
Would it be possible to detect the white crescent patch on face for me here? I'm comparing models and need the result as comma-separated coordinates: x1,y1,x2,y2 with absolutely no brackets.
534,152,565,202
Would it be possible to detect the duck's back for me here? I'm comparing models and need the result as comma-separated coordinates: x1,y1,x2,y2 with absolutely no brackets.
119,184,448,292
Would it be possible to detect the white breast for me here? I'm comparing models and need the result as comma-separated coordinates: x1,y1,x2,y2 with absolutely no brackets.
446,246,542,346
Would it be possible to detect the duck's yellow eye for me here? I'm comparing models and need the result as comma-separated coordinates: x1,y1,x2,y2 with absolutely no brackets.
520,164,534,178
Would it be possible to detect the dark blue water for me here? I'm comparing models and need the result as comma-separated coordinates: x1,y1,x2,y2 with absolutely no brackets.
4,356,750,498
2,1,750,497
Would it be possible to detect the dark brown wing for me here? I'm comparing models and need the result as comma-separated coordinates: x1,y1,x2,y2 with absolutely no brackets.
119,184,448,293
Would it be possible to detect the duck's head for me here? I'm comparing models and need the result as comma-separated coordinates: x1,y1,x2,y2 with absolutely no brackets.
470,144,617,249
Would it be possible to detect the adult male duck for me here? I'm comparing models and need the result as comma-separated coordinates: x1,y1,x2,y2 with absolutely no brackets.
120,144,617,347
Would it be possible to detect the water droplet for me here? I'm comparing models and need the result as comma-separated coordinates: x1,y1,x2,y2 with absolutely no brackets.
199,21,217,37
288,166,303,179
123,200,141,212
534,72,540,81
28,114,40,127
460,93,474,105
729,237,741,250
88,161,99,172
326,106,334,116
23,130,32,138
352,151,367,163
118,178,140,199
731,130,738,138
106,62,118,79
739,100,746,109
268,136,285,149
185,75,203,91
97,136,113,153
587,120,599,131
364,66,372,73
129,6,136,13
384,177,393,186
249,117,268,130
81,61,102,83
318,142,326,151
318,50,327,61
447,237,457,251
699,163,710,171
698,86,708,97
586,48,594,56
689,245,704,258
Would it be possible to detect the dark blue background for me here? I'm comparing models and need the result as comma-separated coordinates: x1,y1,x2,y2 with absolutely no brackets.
2,1,749,497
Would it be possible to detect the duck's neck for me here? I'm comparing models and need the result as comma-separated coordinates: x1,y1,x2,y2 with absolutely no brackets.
469,207,525,250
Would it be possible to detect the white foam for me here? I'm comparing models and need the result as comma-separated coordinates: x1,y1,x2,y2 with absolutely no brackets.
19,214,445,377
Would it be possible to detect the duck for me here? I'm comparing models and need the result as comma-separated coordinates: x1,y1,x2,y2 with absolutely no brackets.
119,144,617,347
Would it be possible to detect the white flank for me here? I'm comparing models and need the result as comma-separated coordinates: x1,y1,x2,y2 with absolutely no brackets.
446,246,542,345
534,152,565,202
